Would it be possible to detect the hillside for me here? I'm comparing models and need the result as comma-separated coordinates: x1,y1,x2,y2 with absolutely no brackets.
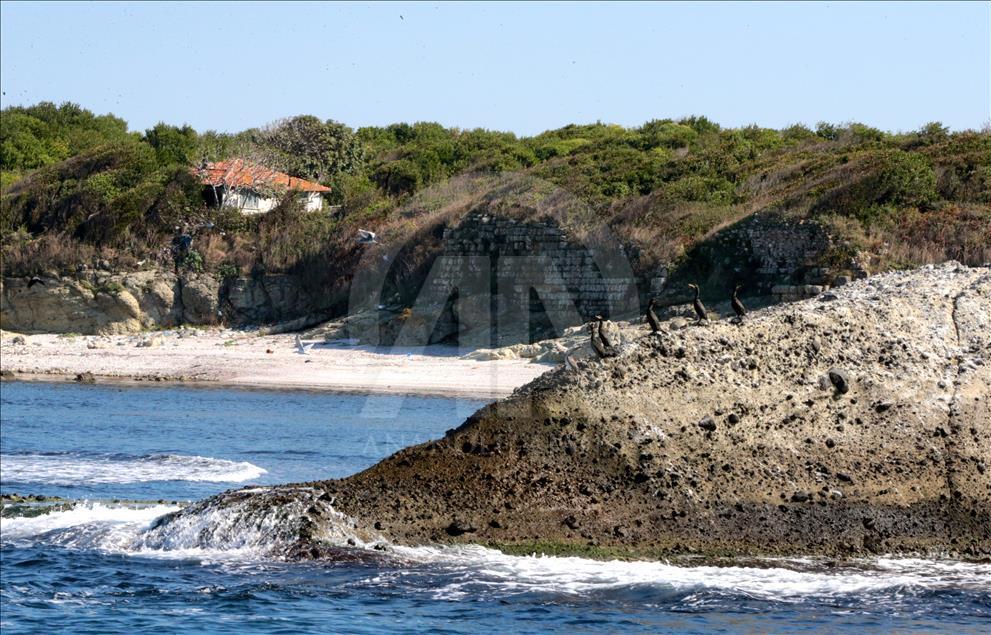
1,103,989,335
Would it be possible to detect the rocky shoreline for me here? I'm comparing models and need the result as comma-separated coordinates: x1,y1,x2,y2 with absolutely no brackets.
141,263,991,561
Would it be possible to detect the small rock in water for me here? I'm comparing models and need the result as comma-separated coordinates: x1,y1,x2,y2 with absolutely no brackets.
74,372,96,384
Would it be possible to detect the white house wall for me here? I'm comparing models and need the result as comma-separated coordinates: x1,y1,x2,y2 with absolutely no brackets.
218,187,323,215
304,192,324,212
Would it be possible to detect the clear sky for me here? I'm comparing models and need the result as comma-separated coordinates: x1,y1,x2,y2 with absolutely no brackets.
1,1,988,135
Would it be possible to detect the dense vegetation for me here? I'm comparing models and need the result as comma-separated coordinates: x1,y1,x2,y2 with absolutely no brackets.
2,102,989,297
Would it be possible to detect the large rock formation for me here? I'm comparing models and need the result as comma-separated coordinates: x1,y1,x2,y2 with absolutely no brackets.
148,263,990,559
0,271,181,334
0,270,317,334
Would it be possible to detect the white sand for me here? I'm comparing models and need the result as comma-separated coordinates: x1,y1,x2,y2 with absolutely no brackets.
0,330,554,398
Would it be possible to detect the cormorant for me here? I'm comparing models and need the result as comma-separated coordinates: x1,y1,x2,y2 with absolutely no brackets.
688,283,708,323
588,322,616,359
594,315,617,350
731,284,748,321
27,276,45,289
646,298,662,333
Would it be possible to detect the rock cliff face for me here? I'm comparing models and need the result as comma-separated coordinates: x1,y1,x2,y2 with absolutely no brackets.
0,271,317,334
0,271,182,334
150,263,991,559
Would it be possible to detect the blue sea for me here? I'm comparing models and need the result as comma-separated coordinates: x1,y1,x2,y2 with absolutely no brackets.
1,381,989,634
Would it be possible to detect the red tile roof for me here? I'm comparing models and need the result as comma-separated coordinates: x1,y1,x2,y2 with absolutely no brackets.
193,159,331,193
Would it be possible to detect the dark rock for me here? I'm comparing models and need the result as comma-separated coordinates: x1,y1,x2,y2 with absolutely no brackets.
445,520,477,536
827,367,850,394
698,416,717,432
74,372,96,384
791,491,811,503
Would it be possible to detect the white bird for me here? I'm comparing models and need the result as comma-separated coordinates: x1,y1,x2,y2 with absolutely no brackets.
295,334,314,355
356,229,378,244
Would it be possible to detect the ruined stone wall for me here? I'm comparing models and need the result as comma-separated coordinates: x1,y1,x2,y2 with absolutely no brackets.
660,211,839,306
422,212,637,345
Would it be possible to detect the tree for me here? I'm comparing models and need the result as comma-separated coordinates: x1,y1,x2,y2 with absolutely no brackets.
144,123,198,166
256,115,363,183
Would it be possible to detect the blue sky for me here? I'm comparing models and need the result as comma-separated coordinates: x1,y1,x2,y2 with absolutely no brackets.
1,1,988,135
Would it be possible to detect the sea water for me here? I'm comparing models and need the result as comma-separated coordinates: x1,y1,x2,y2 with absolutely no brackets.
1,381,989,634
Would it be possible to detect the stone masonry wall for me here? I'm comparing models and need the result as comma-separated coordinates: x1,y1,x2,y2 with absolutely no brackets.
422,212,637,345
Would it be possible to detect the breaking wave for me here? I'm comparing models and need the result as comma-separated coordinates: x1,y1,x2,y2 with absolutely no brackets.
4,497,989,602
0,452,267,485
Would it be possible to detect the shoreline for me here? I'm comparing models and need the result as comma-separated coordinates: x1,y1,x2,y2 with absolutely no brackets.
0,330,554,399
2,371,522,399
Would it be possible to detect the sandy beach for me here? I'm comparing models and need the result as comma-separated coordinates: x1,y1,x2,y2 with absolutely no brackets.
0,329,554,398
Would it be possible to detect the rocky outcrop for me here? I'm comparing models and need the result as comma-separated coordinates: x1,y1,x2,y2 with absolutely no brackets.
151,263,991,559
0,271,181,334
1,270,317,334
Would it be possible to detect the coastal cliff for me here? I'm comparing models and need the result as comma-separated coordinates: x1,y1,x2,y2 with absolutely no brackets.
146,263,991,559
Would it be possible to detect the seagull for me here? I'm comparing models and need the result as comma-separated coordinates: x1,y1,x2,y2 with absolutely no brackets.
295,334,314,355
27,276,46,289
356,229,378,244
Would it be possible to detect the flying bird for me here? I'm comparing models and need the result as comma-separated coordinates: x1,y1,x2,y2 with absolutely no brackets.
27,276,46,289
356,229,378,244
295,334,314,355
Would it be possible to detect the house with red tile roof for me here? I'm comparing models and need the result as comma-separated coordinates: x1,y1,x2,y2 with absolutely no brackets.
193,159,331,215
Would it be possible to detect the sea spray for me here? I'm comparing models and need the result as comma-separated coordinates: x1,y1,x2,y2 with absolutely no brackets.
135,486,381,555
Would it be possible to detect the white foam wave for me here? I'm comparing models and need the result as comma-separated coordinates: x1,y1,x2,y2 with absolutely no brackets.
0,453,267,485
386,544,991,600
1,502,180,550
0,502,263,561
6,498,990,599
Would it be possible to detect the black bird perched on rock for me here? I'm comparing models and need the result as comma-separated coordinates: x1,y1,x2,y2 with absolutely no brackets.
588,322,617,359
594,315,617,350
27,276,45,289
645,298,662,333
731,284,747,322
688,283,708,323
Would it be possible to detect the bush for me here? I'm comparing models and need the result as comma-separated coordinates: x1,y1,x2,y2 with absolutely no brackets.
813,149,937,224
638,120,698,149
